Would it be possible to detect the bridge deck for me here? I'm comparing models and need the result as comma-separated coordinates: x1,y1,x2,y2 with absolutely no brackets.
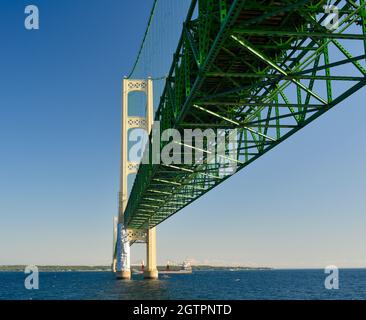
124,0,366,229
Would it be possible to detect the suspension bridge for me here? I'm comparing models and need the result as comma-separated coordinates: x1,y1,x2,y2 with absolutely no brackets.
113,0,366,279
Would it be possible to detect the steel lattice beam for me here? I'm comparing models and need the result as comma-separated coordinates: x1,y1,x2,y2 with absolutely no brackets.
125,0,366,229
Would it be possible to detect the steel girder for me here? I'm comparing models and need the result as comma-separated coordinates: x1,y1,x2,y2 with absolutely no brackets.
125,0,366,229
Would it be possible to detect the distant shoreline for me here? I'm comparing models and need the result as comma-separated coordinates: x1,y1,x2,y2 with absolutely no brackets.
1,265,364,272
0,265,272,272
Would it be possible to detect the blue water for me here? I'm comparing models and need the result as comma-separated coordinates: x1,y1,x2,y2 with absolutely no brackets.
0,269,365,300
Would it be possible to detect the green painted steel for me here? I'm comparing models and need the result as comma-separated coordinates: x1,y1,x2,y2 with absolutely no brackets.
125,0,366,229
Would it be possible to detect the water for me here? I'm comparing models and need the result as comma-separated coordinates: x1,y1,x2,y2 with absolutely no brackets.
0,269,365,300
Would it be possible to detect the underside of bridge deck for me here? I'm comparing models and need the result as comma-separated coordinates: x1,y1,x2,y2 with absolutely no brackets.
124,0,366,229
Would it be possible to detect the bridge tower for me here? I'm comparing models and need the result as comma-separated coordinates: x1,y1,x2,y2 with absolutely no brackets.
114,77,158,280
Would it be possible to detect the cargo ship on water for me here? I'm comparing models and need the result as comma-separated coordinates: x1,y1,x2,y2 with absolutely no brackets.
132,261,192,275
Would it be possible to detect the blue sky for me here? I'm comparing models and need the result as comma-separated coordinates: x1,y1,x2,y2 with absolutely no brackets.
0,0,365,268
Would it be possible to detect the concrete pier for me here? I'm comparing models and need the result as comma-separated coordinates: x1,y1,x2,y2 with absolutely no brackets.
116,270,131,280
144,227,158,279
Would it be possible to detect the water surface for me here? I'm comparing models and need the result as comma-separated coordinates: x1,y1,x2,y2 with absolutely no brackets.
1,269,365,300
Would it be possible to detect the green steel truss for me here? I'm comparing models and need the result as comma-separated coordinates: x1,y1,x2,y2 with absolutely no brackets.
125,0,366,229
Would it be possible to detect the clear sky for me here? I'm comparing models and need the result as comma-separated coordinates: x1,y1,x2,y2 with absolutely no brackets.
0,0,365,268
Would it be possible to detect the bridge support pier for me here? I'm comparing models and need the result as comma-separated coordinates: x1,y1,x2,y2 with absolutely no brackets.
144,227,158,279
116,223,131,280
117,270,131,280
